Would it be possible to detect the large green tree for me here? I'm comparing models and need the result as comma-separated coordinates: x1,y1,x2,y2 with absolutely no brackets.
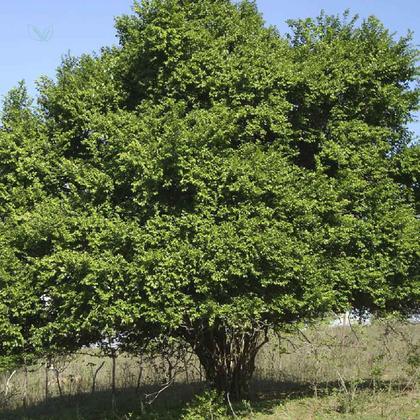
1,1,419,399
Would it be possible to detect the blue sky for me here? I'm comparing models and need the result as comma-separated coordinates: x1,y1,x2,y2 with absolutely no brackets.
1,0,418,134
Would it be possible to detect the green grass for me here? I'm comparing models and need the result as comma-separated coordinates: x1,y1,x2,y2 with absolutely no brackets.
2,384,417,419
1,320,419,419
245,389,420,420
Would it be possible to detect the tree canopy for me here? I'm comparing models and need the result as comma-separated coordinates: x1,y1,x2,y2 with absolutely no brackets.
1,0,419,398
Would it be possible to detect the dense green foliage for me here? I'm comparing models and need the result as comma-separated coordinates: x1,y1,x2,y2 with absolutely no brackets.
1,0,419,396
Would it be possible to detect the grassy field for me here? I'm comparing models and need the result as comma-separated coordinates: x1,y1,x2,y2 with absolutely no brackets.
0,319,419,419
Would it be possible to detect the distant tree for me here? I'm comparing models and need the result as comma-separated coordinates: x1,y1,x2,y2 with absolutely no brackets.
0,1,418,400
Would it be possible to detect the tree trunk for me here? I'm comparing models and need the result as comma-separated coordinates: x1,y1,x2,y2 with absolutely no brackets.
23,363,28,408
54,368,63,397
45,359,50,401
185,322,268,401
91,361,105,394
111,352,117,410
